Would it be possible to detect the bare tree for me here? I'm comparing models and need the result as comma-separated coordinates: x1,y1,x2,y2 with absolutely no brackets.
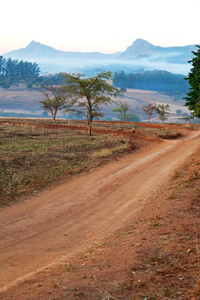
142,103,156,123
113,100,131,121
40,85,70,120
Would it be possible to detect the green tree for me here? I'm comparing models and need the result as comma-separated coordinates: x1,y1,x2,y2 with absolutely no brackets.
113,100,131,121
40,85,69,121
0,56,6,74
62,71,121,135
184,45,200,117
156,104,170,123
116,113,140,122
142,103,156,123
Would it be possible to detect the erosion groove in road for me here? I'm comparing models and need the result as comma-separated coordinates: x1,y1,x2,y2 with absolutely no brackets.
0,131,200,292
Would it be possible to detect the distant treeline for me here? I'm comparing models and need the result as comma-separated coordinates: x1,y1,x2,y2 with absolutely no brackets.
0,56,190,97
0,56,67,88
0,56,41,88
113,70,189,95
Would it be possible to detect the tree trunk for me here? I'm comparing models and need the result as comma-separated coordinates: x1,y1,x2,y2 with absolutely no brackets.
89,125,92,136
123,112,126,122
53,108,57,121
88,120,92,136
88,113,93,136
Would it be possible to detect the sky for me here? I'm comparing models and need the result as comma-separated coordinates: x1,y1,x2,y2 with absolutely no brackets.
0,0,200,55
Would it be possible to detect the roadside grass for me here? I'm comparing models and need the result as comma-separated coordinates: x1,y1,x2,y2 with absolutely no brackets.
92,144,128,159
0,118,185,139
0,123,129,206
0,118,190,207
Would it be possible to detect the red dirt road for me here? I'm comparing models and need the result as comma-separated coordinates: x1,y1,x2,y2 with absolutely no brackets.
0,130,200,293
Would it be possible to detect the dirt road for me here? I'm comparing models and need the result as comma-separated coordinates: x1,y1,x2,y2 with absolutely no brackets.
0,130,200,292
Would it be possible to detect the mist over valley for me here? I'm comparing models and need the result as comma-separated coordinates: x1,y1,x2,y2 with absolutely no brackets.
0,39,196,121
3,39,196,75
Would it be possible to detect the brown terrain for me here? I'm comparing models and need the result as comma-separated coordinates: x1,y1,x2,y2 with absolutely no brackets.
0,123,200,299
0,86,189,122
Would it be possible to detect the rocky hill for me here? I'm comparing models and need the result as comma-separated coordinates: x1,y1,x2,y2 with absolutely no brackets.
120,39,195,63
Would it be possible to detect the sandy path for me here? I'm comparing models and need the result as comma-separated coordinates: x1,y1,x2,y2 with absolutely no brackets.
0,131,200,292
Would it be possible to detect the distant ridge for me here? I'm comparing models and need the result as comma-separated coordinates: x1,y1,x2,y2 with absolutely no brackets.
3,39,198,74
4,39,196,62
3,40,121,60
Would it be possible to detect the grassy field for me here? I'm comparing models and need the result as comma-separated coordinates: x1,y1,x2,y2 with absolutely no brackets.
0,121,130,206
0,118,193,207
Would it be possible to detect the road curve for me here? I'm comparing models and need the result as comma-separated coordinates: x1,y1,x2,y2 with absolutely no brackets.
0,131,200,292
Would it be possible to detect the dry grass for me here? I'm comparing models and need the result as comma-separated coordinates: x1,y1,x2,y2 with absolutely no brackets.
0,118,188,207
92,143,128,159
150,214,162,227
0,122,129,206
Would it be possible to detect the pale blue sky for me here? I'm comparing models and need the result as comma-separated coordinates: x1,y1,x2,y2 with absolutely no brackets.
0,0,199,54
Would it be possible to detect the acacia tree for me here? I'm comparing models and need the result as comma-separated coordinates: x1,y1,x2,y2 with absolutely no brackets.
62,71,121,135
40,85,69,120
184,45,200,117
142,103,156,123
156,104,170,123
113,100,131,121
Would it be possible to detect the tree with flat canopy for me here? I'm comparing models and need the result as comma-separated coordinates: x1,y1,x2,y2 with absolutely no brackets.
62,71,121,135
40,85,69,121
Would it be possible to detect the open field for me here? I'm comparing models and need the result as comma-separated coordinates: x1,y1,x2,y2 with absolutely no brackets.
0,86,190,121
0,118,197,207
0,120,130,206
0,119,200,299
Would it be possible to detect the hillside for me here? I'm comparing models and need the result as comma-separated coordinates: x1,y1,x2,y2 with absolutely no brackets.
0,86,190,122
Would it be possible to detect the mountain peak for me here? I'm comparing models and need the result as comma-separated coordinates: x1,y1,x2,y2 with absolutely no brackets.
121,39,157,58
26,40,54,50
132,39,154,47
8,41,63,59
28,40,39,45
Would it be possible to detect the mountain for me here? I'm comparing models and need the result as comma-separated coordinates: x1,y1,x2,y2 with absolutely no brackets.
121,39,158,57
4,41,121,60
3,39,197,74
4,41,67,59
121,39,195,63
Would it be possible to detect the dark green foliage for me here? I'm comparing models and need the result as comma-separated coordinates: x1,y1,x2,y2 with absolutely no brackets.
184,45,200,117
0,56,40,87
113,70,189,95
